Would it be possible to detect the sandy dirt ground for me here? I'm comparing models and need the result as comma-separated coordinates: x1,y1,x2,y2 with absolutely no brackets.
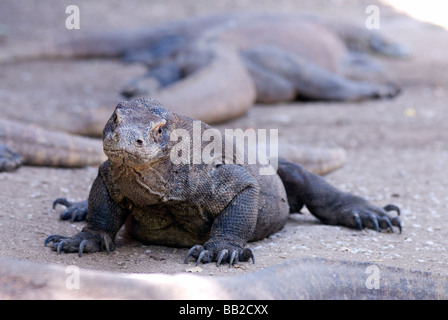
0,0,448,284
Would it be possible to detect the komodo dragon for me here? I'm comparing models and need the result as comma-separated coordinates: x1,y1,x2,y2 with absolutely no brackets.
1,12,407,136
0,117,106,172
45,98,401,266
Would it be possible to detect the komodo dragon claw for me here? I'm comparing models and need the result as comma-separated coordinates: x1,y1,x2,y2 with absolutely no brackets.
185,244,255,267
383,204,402,233
44,231,114,257
348,203,401,233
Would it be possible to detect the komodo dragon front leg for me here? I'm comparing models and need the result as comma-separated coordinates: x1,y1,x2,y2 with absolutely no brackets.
183,164,259,266
48,163,260,265
45,170,128,255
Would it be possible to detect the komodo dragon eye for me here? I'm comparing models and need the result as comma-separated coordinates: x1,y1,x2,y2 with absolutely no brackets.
112,111,121,128
154,123,164,137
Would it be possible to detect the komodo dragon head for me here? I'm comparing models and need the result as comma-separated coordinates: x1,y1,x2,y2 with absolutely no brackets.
103,98,173,168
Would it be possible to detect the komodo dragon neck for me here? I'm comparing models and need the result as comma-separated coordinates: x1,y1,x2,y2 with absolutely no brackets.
108,157,179,206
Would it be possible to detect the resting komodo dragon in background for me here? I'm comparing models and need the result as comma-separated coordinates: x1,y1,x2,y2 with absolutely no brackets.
1,12,407,136
45,98,401,266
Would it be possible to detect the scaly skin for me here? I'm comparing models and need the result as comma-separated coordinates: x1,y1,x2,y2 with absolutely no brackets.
46,98,401,265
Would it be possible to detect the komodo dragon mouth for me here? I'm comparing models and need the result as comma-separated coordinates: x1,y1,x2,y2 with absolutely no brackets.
104,147,163,165
104,148,139,158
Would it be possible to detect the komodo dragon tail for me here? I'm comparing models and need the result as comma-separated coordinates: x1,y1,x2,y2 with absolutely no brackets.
277,142,346,175
0,118,106,170
0,40,73,64
0,31,141,64
0,257,446,299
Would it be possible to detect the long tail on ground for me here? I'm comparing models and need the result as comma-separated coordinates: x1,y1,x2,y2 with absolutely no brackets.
277,142,347,175
0,257,446,299
0,118,106,168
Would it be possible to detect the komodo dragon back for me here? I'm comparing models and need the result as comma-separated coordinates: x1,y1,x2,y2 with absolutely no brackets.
0,118,106,170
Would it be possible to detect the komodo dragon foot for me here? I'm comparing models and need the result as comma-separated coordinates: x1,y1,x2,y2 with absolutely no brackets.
185,243,255,267
0,145,23,172
53,198,88,221
331,199,402,233
45,230,114,257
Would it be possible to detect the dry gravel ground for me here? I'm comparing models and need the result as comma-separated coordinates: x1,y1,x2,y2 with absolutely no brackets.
0,0,447,285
